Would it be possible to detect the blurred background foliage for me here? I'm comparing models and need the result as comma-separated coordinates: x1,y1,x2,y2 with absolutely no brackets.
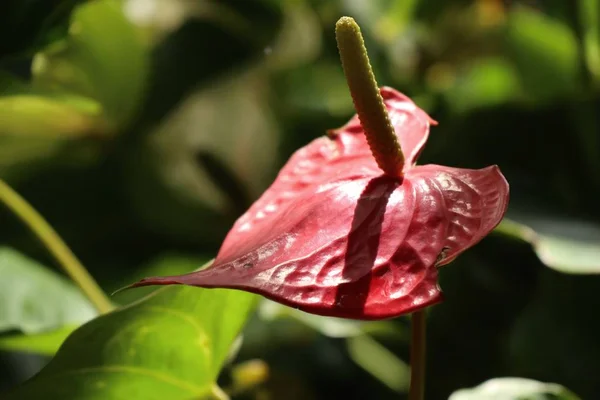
0,0,599,399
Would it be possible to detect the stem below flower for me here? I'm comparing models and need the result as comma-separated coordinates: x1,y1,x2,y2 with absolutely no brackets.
335,16,405,178
0,179,113,314
409,310,426,400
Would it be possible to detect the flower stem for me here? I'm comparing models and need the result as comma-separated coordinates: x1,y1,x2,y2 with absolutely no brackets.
409,310,426,400
335,16,404,178
0,179,113,314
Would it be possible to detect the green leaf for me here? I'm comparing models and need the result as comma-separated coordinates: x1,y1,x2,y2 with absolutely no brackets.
32,0,148,130
0,74,106,181
0,247,96,334
0,325,76,356
496,216,600,274
6,286,258,400
0,72,103,138
506,6,582,103
0,93,103,138
449,377,580,400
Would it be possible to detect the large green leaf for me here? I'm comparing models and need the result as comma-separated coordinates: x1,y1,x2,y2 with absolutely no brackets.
0,254,210,357
32,0,148,130
449,377,580,400
0,247,96,334
496,215,600,274
5,286,258,399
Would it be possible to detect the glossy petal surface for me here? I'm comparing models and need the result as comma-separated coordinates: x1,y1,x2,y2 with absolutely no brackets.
128,87,509,319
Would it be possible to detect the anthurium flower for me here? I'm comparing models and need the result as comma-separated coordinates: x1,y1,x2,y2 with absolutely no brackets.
126,86,509,320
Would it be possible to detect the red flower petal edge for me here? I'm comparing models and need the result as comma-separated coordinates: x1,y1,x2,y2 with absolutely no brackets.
126,87,509,320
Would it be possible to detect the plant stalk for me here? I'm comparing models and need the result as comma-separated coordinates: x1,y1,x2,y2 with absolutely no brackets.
0,179,113,314
409,310,426,400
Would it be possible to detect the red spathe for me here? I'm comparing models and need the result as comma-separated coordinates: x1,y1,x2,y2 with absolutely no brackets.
128,87,509,320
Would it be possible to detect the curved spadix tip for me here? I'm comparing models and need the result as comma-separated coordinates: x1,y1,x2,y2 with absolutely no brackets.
336,16,357,29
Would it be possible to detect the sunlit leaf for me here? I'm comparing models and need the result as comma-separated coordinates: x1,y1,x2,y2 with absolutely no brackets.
5,286,258,400
0,247,96,334
496,215,600,274
449,377,580,400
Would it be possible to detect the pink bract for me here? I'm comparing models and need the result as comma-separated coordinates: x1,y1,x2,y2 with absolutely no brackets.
128,87,509,320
